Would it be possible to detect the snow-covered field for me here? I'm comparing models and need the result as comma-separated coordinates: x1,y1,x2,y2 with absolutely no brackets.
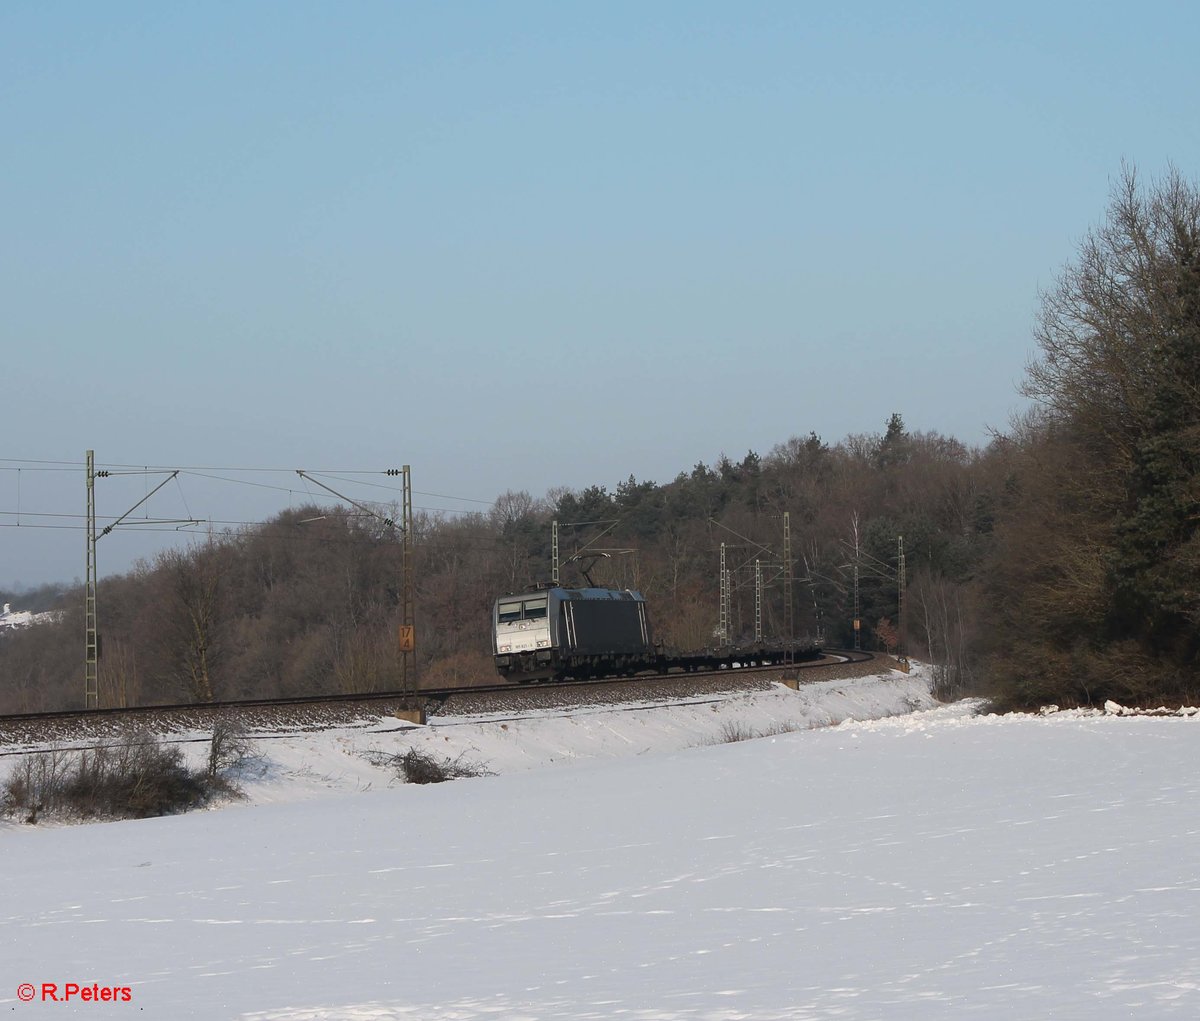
3,666,1198,1019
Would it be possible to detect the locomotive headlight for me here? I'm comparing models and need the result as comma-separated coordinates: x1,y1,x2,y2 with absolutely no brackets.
536,639,550,648
499,644,512,653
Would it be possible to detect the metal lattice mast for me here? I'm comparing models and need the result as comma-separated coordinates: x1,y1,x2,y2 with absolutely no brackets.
852,512,862,651
551,519,559,585
85,450,99,709
81,456,199,709
897,533,906,659
400,465,416,701
297,465,419,716
783,511,793,659
718,542,728,647
754,559,763,643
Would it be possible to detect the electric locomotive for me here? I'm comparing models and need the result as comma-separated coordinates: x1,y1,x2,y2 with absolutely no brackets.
492,585,653,681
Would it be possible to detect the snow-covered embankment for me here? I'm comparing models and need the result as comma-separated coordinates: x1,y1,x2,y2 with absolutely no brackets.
239,664,945,806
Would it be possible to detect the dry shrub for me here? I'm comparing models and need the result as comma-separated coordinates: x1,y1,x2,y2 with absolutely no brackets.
2,723,262,824
717,720,758,743
394,748,491,784
204,717,263,799
712,719,804,745
3,731,209,822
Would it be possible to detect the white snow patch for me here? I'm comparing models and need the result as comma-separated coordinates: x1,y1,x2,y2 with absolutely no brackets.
4,664,1199,1019
0,603,59,631
221,667,941,807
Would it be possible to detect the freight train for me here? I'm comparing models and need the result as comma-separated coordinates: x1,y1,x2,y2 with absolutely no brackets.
492,584,820,682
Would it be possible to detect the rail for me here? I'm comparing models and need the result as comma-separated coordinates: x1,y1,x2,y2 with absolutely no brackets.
0,650,879,728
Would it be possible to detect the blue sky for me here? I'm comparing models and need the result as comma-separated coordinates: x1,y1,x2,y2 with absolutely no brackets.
3,1,1199,586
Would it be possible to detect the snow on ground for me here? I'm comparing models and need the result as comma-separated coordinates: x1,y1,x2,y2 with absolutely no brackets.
0,666,943,803
3,666,1199,1019
233,669,943,806
0,603,58,631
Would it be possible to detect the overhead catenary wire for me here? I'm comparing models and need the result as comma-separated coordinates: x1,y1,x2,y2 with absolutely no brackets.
2,459,496,507
0,502,482,528
3,458,484,527
1,452,646,589
0,517,518,553
177,469,492,512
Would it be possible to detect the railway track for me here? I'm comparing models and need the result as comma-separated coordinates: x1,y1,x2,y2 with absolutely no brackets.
0,650,879,747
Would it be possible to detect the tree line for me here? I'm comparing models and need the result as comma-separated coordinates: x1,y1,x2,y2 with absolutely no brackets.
0,423,993,713
1,166,1196,713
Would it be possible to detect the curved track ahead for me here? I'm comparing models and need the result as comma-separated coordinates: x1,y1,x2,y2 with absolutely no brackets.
0,650,880,733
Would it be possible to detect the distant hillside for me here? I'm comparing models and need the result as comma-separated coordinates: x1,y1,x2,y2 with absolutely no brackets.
0,417,998,714
0,583,68,615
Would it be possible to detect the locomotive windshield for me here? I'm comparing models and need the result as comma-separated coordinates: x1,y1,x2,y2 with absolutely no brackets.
497,596,548,623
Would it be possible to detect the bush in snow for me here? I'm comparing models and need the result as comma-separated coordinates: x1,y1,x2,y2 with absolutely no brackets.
2,728,249,823
205,717,263,797
712,719,804,745
394,748,491,785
